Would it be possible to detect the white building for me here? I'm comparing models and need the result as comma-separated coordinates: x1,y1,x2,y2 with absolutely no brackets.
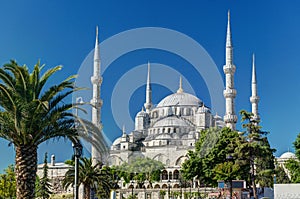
37,154,73,195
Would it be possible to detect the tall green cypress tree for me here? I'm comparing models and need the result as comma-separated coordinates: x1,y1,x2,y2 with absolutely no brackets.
36,152,52,199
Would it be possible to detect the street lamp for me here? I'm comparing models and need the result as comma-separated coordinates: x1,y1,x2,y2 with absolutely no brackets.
144,180,147,199
226,154,234,199
75,97,84,117
179,181,182,199
168,179,171,199
131,180,134,198
189,180,192,199
73,142,82,199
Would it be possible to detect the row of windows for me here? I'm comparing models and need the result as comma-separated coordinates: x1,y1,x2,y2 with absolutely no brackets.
161,169,180,180
148,127,193,135
151,107,196,118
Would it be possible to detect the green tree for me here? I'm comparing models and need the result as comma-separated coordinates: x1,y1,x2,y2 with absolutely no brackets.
36,152,52,198
127,194,138,199
96,165,119,199
285,159,300,183
181,127,247,187
63,157,112,199
274,162,290,184
285,133,300,183
294,133,300,160
116,157,164,188
0,61,78,199
237,110,275,199
159,190,166,199
0,164,16,199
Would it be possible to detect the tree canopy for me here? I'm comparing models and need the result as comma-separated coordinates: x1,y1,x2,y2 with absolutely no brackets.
0,61,78,199
285,133,300,183
115,157,164,188
0,164,16,199
181,110,275,197
181,127,247,186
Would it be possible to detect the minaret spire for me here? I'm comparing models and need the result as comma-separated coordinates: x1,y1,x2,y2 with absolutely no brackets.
223,11,237,130
91,26,103,164
250,54,260,123
144,62,153,113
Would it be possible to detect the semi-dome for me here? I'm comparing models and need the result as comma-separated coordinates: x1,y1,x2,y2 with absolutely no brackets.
153,117,190,128
157,92,202,107
112,137,122,146
279,152,296,159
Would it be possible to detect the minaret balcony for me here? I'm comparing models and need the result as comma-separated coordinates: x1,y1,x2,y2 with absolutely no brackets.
90,98,103,107
250,96,260,103
91,76,103,85
223,89,236,98
224,114,237,123
223,64,236,74
252,114,260,122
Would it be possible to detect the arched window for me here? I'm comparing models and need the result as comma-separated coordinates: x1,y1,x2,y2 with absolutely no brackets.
173,170,179,180
162,170,168,180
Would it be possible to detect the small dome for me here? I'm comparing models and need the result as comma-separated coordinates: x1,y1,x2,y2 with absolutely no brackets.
112,137,122,146
197,105,211,113
153,117,190,128
157,92,202,107
214,113,222,120
136,108,148,117
279,152,296,159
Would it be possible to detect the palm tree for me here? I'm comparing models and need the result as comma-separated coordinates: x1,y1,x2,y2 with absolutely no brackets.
63,157,112,199
0,60,78,199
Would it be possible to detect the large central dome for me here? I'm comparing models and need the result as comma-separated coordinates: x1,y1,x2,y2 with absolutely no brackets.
157,92,202,107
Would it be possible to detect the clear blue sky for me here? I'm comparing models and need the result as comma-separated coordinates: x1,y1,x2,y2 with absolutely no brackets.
0,0,300,172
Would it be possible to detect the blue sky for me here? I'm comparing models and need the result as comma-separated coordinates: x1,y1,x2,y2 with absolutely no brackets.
1,0,300,172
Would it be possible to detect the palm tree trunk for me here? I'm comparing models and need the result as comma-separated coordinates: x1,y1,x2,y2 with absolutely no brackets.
84,184,91,199
15,145,37,199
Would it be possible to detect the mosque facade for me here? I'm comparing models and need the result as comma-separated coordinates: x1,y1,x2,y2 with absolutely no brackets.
89,12,260,190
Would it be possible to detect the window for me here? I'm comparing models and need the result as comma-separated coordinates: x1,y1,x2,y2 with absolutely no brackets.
162,170,168,180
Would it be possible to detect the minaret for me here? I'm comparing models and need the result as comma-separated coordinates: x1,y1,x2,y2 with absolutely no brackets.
223,11,237,130
250,54,260,123
90,26,103,164
144,62,153,113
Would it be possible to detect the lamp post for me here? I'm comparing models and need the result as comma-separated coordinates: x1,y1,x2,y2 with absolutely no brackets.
131,180,134,198
179,181,182,199
189,180,192,199
168,179,171,199
73,142,83,199
226,155,234,199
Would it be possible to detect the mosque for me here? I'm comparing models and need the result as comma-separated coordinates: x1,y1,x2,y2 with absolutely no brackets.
88,12,262,193
104,14,259,163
